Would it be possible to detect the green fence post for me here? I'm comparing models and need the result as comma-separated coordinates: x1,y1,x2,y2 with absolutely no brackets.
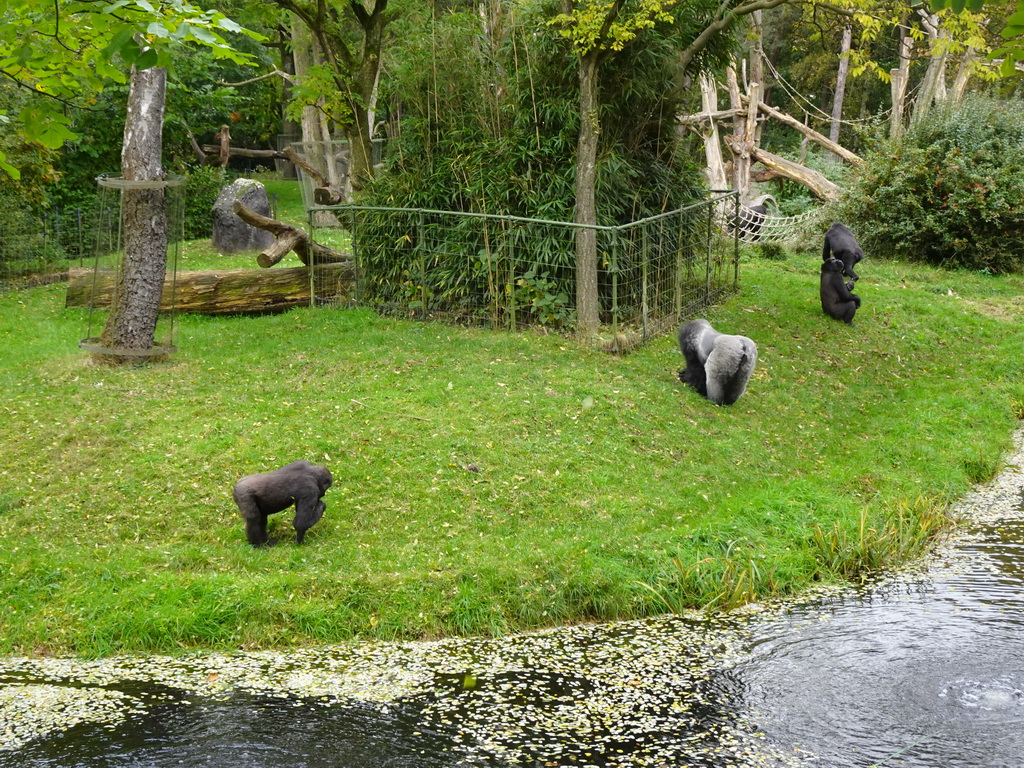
610,228,621,339
641,221,650,339
508,225,517,332
417,209,426,320
733,192,740,290
674,208,684,322
705,198,714,306
307,208,316,308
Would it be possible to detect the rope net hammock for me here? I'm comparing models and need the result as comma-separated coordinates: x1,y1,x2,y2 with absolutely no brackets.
731,205,822,243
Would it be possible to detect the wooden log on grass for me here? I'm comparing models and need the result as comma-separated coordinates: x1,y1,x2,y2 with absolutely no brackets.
231,201,350,268
66,263,355,316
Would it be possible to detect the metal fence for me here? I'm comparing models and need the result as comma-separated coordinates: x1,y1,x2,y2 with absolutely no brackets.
309,192,740,350
0,206,92,290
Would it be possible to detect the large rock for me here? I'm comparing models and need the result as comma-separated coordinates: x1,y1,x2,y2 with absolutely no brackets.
211,179,277,254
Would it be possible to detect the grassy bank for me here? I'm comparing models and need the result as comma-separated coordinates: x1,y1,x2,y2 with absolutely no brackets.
1,237,1023,657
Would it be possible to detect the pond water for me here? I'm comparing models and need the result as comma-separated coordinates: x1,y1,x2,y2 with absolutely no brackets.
4,445,1024,767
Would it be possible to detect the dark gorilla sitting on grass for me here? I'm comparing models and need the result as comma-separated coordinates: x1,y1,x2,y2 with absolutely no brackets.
233,460,333,547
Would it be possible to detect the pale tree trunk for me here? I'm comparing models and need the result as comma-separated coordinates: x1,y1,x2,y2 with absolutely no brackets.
292,21,338,225
829,23,853,161
890,21,913,138
913,11,948,127
699,74,728,190
949,47,975,103
726,13,763,202
747,11,764,149
574,51,601,336
343,0,389,192
726,66,750,199
97,65,168,363
293,22,326,166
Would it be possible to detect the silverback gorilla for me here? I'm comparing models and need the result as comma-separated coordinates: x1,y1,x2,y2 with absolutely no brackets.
820,257,861,325
822,222,863,281
233,460,333,547
677,319,758,406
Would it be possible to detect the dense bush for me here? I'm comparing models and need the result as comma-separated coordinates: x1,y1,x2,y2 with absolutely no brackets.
181,166,226,241
355,2,728,316
837,96,1024,273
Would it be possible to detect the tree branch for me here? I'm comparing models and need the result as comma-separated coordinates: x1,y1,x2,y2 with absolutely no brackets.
217,68,294,87
677,0,797,77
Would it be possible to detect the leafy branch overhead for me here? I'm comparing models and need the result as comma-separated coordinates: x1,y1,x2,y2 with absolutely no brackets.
930,0,1024,76
548,0,678,56
0,0,263,177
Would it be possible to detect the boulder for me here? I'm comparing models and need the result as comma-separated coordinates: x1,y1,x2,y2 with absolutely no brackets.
211,179,277,254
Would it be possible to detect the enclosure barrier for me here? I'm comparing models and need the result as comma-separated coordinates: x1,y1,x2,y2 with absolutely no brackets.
0,206,93,290
308,192,740,351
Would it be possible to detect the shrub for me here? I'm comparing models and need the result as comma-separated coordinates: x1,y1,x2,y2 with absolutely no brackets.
837,96,1024,273
181,166,226,241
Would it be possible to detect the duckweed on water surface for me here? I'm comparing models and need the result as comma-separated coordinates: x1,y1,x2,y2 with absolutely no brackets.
0,612,803,766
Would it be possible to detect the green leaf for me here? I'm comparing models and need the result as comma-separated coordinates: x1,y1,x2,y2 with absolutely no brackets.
0,151,21,180
135,47,159,69
19,105,78,148
950,0,967,13
147,22,171,39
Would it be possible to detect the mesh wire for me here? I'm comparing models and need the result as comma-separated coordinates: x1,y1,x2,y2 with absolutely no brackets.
309,192,740,350
0,206,93,291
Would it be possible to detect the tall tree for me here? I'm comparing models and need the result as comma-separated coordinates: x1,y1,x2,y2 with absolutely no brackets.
1,1,258,361
271,0,394,191
550,0,793,336
98,65,170,362
829,22,853,157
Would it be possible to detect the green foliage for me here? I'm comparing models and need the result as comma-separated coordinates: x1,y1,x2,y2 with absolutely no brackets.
0,0,262,177
181,166,226,240
836,96,1024,273
515,267,573,327
549,0,676,54
358,4,705,312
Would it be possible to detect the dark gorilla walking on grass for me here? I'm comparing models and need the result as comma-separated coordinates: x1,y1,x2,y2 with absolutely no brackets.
233,460,333,547
822,222,864,282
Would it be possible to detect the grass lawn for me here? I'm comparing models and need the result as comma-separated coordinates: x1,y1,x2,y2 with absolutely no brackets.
1,197,1023,657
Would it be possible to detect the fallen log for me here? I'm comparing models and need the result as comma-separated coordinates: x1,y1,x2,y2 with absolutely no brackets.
231,201,350,268
724,135,842,201
66,264,355,316
750,99,864,167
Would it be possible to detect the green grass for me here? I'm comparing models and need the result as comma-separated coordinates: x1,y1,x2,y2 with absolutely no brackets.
1,231,1023,657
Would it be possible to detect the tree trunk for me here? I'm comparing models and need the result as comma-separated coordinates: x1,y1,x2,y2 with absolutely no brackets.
699,74,728,190
913,12,948,127
949,47,975,103
574,51,601,336
829,23,853,161
726,66,752,200
344,1,389,192
231,201,351,267
890,22,913,139
95,65,169,364
752,99,863,166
